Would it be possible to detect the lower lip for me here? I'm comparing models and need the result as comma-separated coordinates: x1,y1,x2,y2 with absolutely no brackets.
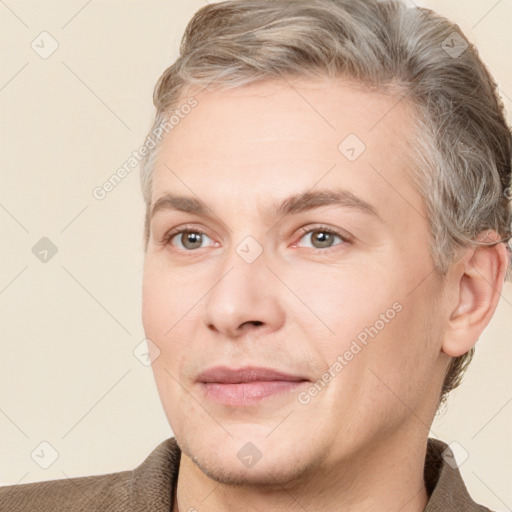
201,380,308,406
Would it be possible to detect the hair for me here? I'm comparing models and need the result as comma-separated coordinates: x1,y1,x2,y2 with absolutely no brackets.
140,0,512,408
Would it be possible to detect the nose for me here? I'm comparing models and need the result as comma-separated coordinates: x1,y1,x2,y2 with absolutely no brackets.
201,251,285,339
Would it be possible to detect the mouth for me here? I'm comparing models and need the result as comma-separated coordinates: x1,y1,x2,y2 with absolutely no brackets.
196,366,310,406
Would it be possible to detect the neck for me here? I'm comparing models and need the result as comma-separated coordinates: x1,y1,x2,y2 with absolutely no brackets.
172,430,430,512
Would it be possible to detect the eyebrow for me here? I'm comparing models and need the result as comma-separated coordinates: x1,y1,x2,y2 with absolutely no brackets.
150,188,382,222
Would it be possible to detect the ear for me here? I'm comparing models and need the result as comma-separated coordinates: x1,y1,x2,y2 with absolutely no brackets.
441,231,510,358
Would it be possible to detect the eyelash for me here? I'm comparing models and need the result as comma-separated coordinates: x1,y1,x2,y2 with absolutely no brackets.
296,225,349,252
162,224,350,254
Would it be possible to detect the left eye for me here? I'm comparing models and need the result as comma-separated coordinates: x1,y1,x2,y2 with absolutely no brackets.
297,227,346,250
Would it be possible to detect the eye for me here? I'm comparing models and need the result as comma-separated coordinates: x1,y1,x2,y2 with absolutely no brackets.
296,225,348,251
164,226,217,251
162,224,349,253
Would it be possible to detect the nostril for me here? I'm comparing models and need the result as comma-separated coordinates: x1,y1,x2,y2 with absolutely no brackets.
244,320,263,327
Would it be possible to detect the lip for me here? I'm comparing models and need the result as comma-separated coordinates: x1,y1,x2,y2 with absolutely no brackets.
197,366,310,406
197,366,308,384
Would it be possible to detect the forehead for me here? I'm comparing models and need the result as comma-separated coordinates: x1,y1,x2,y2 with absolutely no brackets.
150,77,424,223
160,78,413,155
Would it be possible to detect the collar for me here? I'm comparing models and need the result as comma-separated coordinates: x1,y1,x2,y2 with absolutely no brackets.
131,436,490,511
423,437,491,511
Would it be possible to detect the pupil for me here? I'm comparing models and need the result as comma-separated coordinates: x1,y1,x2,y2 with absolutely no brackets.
314,231,331,248
184,232,202,248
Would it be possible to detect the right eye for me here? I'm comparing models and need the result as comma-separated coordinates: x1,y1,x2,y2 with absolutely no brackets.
164,226,218,251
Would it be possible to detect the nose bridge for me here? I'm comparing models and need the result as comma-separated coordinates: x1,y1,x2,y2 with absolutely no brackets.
201,233,284,337
214,224,271,289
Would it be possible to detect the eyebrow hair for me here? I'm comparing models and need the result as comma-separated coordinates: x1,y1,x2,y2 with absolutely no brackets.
150,188,382,222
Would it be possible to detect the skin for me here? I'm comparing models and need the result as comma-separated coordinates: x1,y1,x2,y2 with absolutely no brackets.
141,77,509,512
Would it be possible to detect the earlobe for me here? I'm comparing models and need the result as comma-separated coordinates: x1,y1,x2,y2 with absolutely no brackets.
441,232,509,358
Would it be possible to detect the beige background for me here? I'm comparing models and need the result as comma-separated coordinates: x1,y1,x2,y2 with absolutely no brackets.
0,0,511,509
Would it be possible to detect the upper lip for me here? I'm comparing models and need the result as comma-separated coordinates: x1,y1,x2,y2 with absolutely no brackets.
197,366,309,384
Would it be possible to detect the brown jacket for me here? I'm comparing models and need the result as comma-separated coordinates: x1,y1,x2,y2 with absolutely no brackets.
0,437,493,511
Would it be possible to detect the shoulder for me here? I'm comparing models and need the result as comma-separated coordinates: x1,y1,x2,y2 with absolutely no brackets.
0,437,181,512
0,469,132,511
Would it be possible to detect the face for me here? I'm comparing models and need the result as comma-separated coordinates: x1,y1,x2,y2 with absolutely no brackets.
142,77,450,487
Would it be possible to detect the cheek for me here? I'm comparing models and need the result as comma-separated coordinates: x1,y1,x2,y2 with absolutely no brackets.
142,267,188,414
290,264,401,350
141,258,183,335
306,263,438,393
353,291,441,410
141,274,166,340
142,266,180,377
141,260,199,371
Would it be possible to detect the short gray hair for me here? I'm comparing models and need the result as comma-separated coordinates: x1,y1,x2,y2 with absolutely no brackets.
140,0,512,406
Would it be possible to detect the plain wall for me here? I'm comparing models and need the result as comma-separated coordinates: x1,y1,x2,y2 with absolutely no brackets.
0,0,511,509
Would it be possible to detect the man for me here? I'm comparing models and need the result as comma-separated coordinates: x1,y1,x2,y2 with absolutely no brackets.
1,0,510,510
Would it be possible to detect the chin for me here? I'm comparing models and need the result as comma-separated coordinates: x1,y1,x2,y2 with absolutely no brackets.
176,430,320,489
